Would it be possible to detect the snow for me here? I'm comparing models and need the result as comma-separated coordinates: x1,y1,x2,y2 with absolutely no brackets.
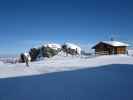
0,55,133,100
128,49,133,56
0,55,133,79
102,41,129,47
64,42,81,54
44,43,61,50
23,52,31,61
65,42,81,50
0,61,3,65
0,63,133,100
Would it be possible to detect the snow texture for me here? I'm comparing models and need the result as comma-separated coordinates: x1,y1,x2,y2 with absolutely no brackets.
0,55,133,100
0,55,133,79
128,49,133,56
0,64,133,100
44,43,62,50
64,42,81,54
102,41,129,46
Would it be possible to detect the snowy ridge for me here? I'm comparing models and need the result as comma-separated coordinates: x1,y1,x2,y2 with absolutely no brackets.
44,43,62,50
0,55,133,79
64,42,81,54
65,42,81,50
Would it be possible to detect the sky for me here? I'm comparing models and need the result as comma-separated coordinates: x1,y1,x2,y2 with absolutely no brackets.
0,0,133,55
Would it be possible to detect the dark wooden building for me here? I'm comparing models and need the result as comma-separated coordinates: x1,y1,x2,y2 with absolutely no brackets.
92,41,128,55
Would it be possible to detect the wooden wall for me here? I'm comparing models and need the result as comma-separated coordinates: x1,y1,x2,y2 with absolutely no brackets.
115,47,126,54
94,43,127,55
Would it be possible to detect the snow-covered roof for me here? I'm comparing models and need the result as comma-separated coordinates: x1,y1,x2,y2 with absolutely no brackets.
92,41,129,48
102,41,129,47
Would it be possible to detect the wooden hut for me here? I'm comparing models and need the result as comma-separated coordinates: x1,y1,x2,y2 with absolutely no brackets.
92,41,129,55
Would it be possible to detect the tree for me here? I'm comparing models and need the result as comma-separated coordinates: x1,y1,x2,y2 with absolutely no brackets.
29,48,40,61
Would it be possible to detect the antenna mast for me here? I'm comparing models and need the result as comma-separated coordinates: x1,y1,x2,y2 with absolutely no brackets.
110,33,117,41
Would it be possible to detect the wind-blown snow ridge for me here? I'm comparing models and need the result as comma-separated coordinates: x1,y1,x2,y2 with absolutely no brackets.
0,55,133,79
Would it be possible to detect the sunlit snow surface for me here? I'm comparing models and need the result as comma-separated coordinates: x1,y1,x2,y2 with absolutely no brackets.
0,54,133,79
0,54,133,100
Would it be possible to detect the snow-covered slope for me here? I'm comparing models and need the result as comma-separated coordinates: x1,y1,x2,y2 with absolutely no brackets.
0,55,133,79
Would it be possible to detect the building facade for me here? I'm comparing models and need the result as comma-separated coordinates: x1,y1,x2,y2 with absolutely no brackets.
92,41,128,55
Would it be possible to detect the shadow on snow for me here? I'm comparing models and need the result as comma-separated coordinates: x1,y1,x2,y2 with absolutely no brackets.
0,64,133,100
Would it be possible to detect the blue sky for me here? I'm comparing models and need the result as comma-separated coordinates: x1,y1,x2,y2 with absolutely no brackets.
0,0,133,54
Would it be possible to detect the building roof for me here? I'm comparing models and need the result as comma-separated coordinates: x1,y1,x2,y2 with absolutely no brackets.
92,41,129,49
102,41,129,47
